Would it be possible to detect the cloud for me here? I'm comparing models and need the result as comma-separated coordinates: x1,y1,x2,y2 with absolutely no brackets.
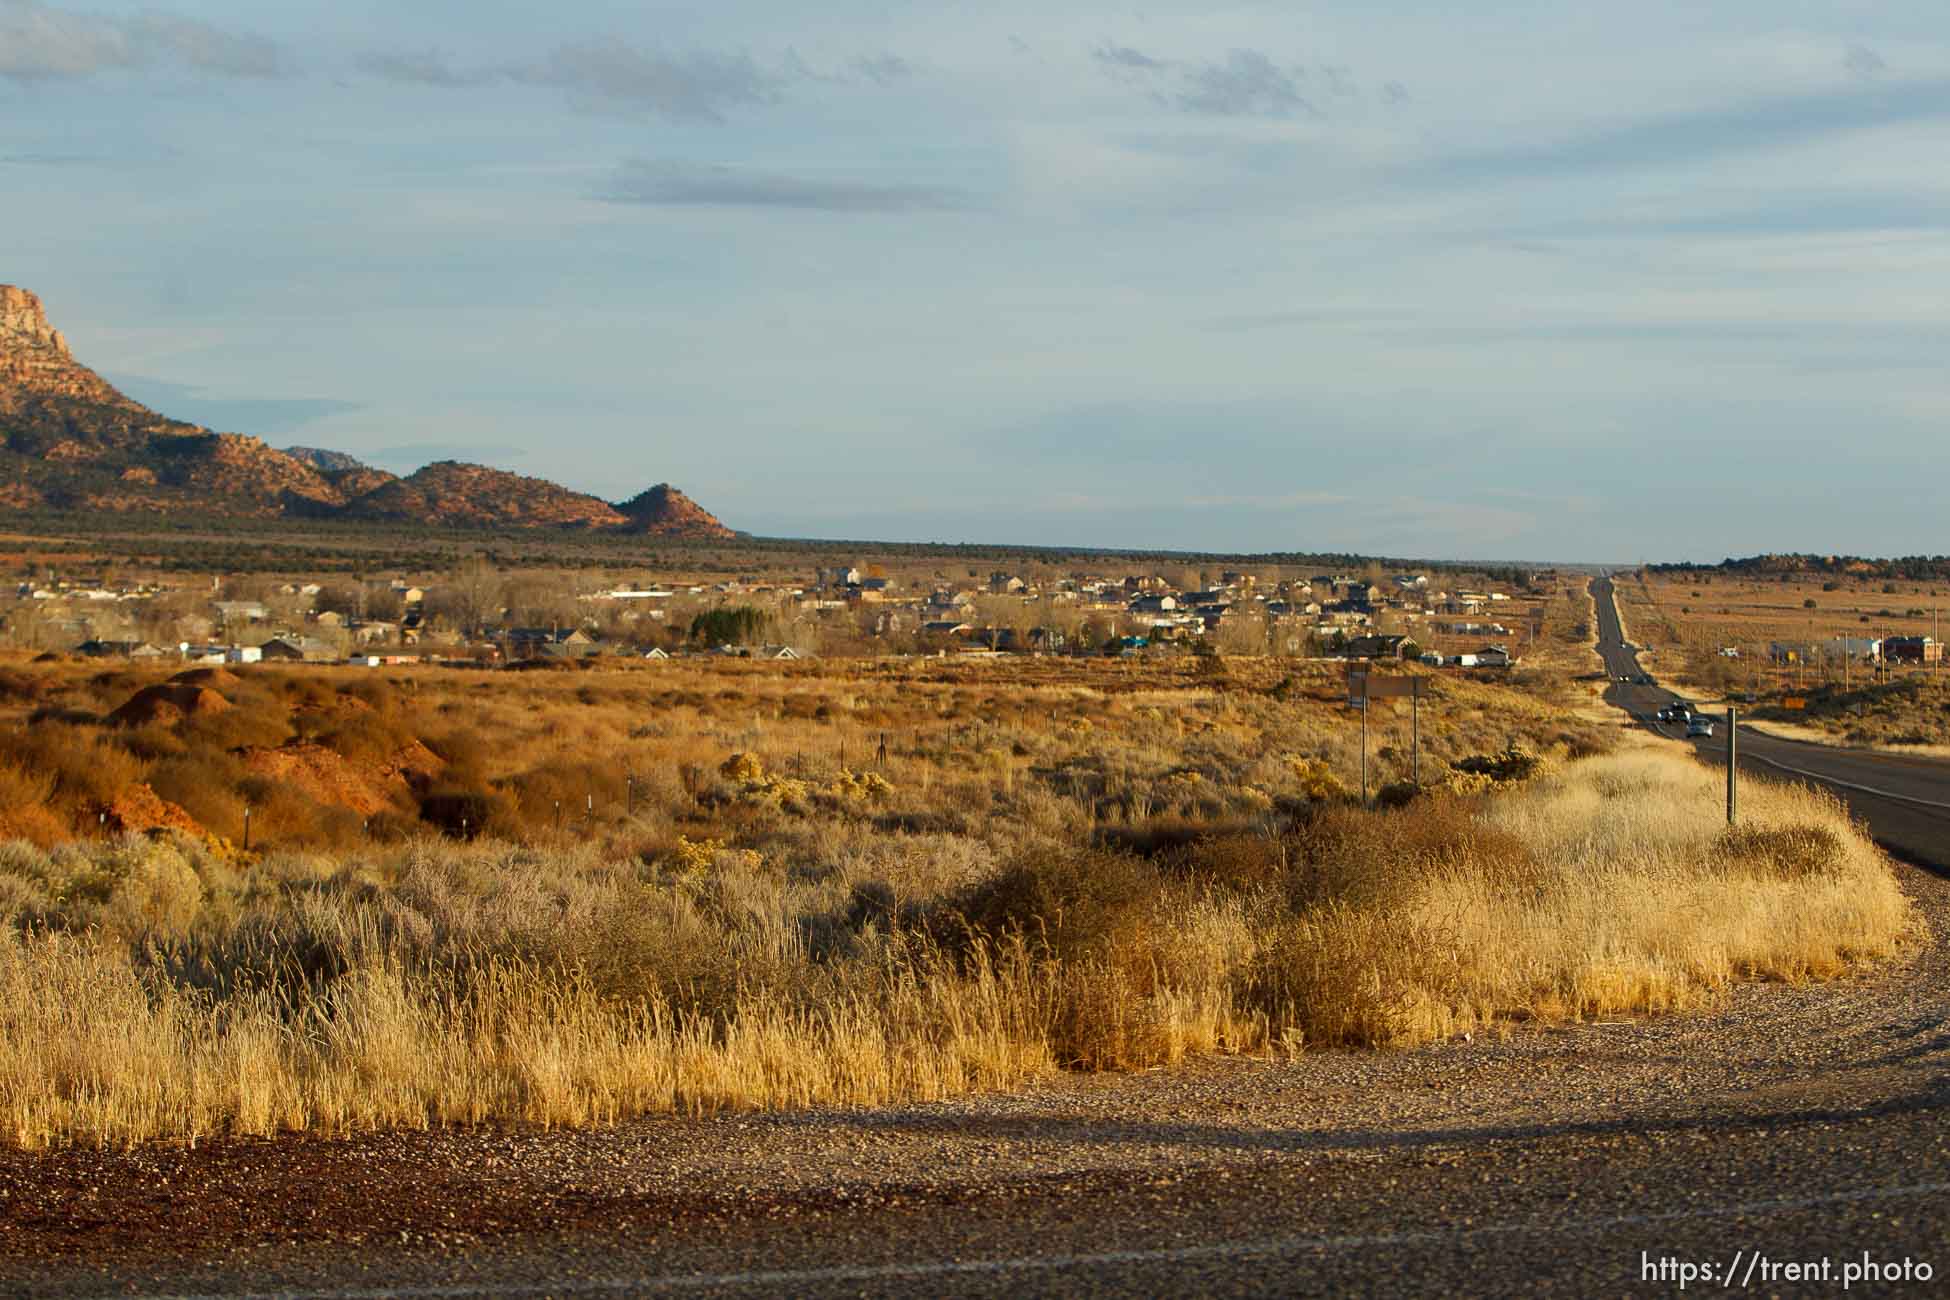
848,53,910,86
354,49,489,89
352,39,800,121
1844,43,1887,81
507,42,783,120
1419,79,1950,185
1094,44,1398,119
1175,50,1312,117
595,159,964,212
0,0,284,82
1093,44,1164,73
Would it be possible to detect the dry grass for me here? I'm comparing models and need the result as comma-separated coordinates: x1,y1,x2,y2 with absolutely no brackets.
0,744,1915,1149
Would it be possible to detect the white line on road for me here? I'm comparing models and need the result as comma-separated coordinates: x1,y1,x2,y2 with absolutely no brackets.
1734,748,1950,813
130,1179,1950,1299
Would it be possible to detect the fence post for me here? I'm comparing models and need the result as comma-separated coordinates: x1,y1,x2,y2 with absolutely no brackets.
243,804,251,853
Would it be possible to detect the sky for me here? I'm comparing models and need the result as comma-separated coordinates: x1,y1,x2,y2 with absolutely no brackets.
4,0,1948,563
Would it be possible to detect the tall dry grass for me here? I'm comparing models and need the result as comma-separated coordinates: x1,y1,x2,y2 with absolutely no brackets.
0,748,1916,1149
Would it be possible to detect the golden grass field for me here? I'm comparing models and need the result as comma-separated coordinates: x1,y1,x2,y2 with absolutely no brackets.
0,627,1921,1148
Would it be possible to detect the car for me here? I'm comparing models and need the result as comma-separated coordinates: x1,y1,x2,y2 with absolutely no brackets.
1686,717,1715,738
1655,705,1676,722
1635,674,1653,685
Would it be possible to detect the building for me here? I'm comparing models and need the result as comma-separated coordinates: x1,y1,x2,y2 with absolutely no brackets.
1341,633,1411,660
1887,635,1934,666
259,636,339,663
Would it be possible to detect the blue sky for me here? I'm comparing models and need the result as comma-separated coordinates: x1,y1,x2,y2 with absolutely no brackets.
5,1,1947,562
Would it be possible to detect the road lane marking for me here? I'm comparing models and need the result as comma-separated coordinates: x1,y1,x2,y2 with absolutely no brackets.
130,1178,1950,1299
1735,749,1950,814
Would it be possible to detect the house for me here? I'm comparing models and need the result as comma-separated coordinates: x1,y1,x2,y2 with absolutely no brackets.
316,610,346,629
75,639,164,659
642,647,671,660
506,627,596,658
213,600,268,624
1886,636,1943,664
225,645,264,665
1129,594,1177,615
258,636,339,663
1472,645,1512,668
1342,633,1410,660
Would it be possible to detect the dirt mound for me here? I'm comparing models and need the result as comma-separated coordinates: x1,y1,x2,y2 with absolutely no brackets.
107,684,231,728
171,667,242,690
96,783,203,836
243,740,443,816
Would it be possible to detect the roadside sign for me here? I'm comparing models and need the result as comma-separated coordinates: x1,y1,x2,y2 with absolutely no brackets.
1345,669,1428,701
1782,696,1807,710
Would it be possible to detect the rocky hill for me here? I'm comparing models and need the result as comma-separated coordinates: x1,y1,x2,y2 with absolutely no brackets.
0,285,736,536
344,461,629,529
617,483,738,539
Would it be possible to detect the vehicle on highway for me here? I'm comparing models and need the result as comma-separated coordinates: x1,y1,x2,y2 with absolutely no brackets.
1686,716,1715,738
1635,674,1653,685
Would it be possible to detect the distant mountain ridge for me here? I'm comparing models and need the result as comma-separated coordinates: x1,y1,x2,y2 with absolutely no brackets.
0,285,738,538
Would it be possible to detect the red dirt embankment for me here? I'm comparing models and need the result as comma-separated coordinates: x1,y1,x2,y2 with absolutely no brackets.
105,684,230,729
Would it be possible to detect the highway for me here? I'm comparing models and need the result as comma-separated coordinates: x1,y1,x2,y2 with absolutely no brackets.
1592,575,1950,871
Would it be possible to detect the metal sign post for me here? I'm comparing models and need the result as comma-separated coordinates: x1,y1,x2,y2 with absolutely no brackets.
1727,706,1738,826
1360,695,1368,805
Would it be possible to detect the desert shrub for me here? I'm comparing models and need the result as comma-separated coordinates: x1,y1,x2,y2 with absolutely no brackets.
1284,797,1539,914
337,678,401,713
872,809,970,835
118,722,187,761
421,728,493,784
0,726,144,811
0,669,45,705
312,709,420,767
0,757,56,812
28,706,99,727
236,775,329,847
1715,824,1846,880
181,702,292,753
946,847,1160,962
1096,817,1260,859
419,786,511,838
1174,832,1292,896
1451,745,1552,785
149,752,250,841
1245,904,1464,1048
502,759,630,832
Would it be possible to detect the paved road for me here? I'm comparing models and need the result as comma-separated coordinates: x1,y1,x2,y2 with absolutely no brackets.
1592,574,1950,871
